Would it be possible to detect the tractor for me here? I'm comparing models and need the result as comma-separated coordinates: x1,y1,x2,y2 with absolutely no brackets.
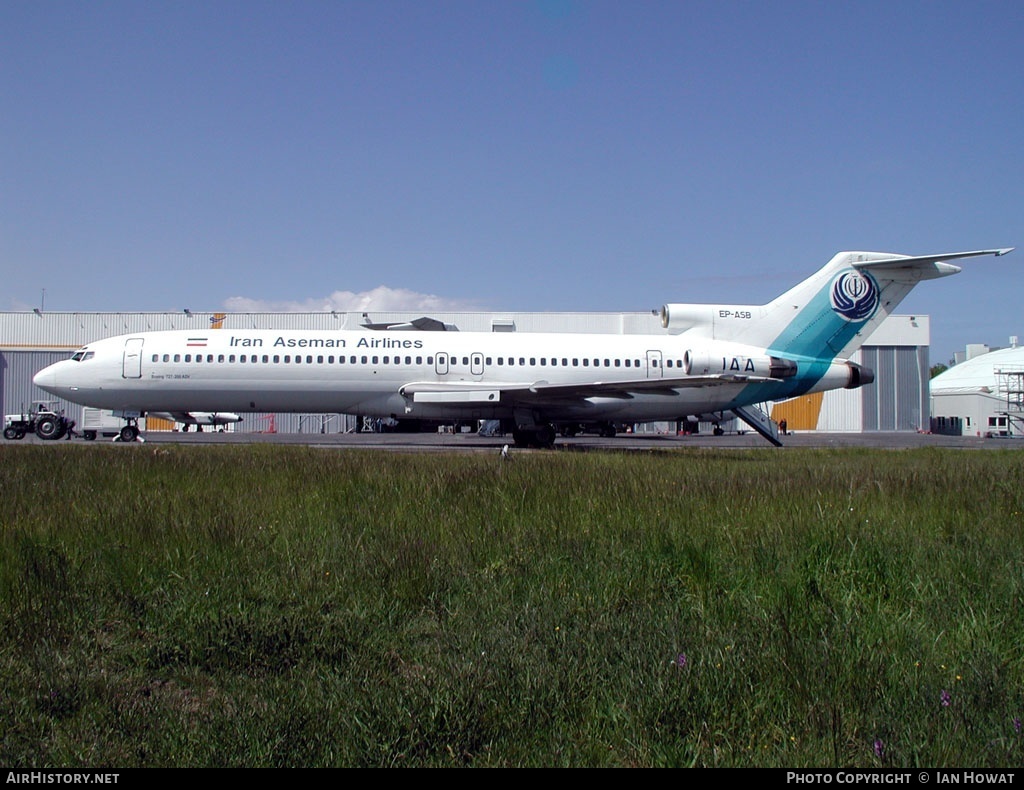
3,400,73,440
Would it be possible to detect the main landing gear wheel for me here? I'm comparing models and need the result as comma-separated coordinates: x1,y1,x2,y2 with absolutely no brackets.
512,424,557,449
119,422,140,442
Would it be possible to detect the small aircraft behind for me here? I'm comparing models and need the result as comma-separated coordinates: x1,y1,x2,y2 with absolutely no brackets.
33,248,1012,446
148,411,243,432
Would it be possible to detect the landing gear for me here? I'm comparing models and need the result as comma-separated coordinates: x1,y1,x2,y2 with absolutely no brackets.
512,423,557,449
118,419,141,442
534,424,556,447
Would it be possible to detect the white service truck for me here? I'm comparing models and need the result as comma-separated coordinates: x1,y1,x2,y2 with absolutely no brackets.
80,408,140,440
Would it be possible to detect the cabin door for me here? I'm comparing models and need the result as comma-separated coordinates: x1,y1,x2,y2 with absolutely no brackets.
123,338,144,379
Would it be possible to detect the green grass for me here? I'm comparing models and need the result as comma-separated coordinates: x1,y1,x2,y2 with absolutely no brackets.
1,444,1023,767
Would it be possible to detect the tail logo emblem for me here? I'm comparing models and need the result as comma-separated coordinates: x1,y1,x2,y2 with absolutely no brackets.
830,270,879,322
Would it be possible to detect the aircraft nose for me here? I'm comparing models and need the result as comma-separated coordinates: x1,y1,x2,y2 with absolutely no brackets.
33,364,58,394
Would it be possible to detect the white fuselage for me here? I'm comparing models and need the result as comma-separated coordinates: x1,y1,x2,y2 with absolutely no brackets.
33,327,832,425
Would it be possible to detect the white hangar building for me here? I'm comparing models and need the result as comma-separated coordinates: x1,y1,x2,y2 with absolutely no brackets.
1,309,931,437
930,343,1024,438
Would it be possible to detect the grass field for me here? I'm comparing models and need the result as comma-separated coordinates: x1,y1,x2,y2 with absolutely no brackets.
1,443,1022,767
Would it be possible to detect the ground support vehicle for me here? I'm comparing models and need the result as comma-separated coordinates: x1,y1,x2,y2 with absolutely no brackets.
80,407,129,440
3,401,73,440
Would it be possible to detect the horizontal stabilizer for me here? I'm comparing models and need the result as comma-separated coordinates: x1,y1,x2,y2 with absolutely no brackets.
853,248,1013,269
852,248,1014,280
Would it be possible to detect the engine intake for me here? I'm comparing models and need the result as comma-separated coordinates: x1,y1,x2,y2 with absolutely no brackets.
660,304,716,331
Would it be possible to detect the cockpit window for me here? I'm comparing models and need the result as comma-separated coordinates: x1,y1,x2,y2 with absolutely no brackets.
70,350,95,362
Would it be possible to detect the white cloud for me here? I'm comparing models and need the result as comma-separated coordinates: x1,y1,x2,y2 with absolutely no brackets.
7,297,36,312
222,286,484,314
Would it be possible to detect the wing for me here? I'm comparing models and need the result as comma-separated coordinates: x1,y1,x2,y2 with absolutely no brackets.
399,374,781,407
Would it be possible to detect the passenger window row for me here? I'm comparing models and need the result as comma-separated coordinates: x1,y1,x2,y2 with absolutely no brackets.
148,353,687,369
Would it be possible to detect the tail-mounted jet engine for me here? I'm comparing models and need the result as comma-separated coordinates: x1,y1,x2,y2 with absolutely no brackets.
683,349,798,379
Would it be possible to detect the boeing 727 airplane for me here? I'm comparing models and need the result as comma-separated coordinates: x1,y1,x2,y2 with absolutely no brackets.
33,248,1012,446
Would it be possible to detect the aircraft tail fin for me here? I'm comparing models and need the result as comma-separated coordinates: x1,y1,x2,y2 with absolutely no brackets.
662,248,1012,361
764,248,1012,360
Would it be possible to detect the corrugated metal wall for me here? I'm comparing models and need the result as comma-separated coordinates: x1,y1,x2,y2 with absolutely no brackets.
232,413,360,435
818,386,863,431
858,346,929,431
767,346,928,433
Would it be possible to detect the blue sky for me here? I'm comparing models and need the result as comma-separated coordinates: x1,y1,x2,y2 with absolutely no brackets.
3,0,1021,364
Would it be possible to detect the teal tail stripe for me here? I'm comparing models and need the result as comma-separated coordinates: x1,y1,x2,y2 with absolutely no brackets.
768,273,875,360
724,274,873,407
